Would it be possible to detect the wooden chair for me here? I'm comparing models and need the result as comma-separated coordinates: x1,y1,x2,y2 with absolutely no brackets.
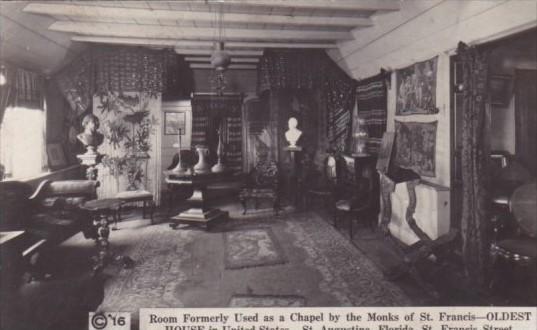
304,152,341,210
334,160,380,239
239,159,281,215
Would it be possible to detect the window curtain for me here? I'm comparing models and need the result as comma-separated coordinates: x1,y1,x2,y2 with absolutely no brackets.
0,64,16,125
0,64,44,125
457,42,491,287
191,94,243,172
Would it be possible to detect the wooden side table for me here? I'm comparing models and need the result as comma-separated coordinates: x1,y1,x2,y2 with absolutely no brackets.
80,198,133,273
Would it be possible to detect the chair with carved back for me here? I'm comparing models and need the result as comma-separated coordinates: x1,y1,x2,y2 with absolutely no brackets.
239,159,281,215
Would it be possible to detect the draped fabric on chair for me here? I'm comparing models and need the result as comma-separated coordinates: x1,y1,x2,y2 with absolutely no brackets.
457,42,491,287
191,94,243,173
257,50,356,152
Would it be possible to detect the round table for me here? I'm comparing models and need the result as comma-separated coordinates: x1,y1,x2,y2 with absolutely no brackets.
80,198,132,273
165,169,233,230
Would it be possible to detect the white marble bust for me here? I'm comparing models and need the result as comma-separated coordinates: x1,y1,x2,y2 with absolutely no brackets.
285,117,302,148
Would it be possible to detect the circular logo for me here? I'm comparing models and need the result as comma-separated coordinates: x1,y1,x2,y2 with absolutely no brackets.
91,313,108,330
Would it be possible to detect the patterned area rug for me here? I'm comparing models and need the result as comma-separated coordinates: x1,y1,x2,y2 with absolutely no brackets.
229,295,306,307
97,211,412,316
224,228,287,269
285,213,411,306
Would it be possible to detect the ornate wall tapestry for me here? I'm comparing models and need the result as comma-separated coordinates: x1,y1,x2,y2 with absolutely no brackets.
395,56,439,115
191,95,243,173
55,45,189,118
394,120,437,177
356,71,388,154
257,50,356,153
93,92,162,201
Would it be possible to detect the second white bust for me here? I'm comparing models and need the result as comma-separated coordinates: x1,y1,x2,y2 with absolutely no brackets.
285,117,302,148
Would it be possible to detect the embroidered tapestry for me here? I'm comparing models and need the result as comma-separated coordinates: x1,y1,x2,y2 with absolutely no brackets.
356,72,388,154
56,46,188,116
394,120,437,177
257,50,356,153
395,56,439,115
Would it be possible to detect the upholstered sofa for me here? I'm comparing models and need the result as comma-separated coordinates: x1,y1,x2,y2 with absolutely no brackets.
0,179,99,279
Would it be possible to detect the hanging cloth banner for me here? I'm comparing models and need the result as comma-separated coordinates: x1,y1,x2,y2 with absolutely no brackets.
356,71,388,154
191,94,244,173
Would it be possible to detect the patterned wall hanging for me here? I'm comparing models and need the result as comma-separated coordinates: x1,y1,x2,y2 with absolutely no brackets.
394,120,437,177
191,94,243,173
395,56,439,115
356,71,388,154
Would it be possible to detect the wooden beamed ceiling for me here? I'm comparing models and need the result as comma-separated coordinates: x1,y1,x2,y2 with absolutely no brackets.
22,1,400,69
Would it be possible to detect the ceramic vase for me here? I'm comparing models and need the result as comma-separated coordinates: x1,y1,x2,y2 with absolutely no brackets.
211,130,226,173
194,145,210,174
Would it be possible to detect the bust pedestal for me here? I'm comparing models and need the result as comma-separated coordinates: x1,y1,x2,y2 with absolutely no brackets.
77,147,102,180
284,146,302,206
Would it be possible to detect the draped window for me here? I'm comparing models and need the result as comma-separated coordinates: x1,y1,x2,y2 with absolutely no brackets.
0,64,46,180
0,106,46,179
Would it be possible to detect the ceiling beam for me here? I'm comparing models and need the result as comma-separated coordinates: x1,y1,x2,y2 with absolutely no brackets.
23,3,373,28
175,48,263,56
205,0,400,12
49,21,352,41
71,36,338,49
185,57,259,63
189,63,257,70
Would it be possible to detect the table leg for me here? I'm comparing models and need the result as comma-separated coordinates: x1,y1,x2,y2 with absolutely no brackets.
93,214,110,274
91,210,134,275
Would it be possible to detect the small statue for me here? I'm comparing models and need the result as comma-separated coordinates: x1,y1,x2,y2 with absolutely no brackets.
77,114,104,154
285,117,302,148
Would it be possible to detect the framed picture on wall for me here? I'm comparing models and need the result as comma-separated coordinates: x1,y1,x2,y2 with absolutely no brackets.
164,112,186,135
489,74,512,106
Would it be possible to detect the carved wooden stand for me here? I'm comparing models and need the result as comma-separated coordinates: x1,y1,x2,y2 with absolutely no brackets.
379,172,457,298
